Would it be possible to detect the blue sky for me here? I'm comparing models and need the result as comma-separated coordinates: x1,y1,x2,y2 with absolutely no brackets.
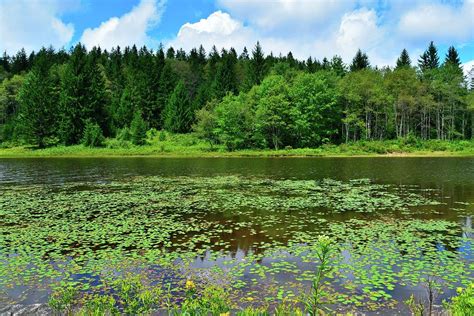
1,0,473,70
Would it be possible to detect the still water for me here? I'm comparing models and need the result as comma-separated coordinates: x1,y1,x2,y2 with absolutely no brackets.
0,157,473,314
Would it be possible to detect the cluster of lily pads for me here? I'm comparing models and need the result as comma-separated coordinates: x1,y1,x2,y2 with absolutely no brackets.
0,175,472,314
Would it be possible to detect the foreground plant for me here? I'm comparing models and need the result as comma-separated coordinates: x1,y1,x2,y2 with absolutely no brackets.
445,283,474,316
305,235,335,315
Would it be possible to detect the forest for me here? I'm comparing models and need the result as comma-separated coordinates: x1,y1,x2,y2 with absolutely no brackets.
0,41,473,150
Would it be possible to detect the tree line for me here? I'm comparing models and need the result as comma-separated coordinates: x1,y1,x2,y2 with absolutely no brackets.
0,41,472,149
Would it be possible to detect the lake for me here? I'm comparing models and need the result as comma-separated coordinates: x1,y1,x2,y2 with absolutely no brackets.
0,157,473,314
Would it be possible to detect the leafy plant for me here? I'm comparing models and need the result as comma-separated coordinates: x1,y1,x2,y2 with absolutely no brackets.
81,120,104,147
305,235,335,315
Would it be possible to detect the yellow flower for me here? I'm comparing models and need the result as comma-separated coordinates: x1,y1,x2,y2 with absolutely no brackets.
219,313,230,316
185,280,195,290
246,297,254,301
456,287,463,294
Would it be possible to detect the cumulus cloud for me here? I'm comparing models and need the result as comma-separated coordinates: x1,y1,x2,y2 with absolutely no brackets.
80,0,166,50
168,8,391,65
217,0,352,33
0,0,74,54
398,1,474,43
167,0,473,67
167,11,258,52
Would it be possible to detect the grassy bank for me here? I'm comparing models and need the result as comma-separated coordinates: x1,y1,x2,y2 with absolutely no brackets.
1,132,474,158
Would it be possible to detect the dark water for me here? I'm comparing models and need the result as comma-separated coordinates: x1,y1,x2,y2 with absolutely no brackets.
2,157,474,211
0,157,473,314
1,156,474,185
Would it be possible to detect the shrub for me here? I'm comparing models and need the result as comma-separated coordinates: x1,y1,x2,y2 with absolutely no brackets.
116,127,132,141
445,283,474,316
81,121,104,147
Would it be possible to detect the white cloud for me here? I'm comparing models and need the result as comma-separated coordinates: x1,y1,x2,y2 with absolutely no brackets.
0,0,74,54
217,0,352,33
168,8,392,66
398,1,474,43
80,0,166,50
168,11,258,52
463,60,474,76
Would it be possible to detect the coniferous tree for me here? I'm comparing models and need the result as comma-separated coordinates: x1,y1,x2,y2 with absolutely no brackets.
166,47,175,59
59,43,108,145
350,49,370,71
330,56,346,77
418,41,439,71
444,46,463,76
130,110,147,145
0,52,10,73
11,49,29,74
212,49,238,98
396,49,411,69
164,80,192,133
249,42,266,86
157,62,177,127
18,51,59,147
239,47,249,60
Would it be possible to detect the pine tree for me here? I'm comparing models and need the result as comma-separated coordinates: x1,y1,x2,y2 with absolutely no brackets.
11,48,29,74
444,46,463,76
0,52,10,73
330,56,346,77
418,41,439,71
249,42,266,86
59,43,108,145
212,49,238,98
240,47,249,60
396,49,411,69
157,62,177,127
350,49,370,71
130,111,148,145
18,51,58,148
164,81,192,133
166,47,175,59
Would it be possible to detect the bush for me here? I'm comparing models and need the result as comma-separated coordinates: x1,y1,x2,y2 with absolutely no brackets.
81,121,104,147
106,138,131,149
445,283,474,315
116,127,132,141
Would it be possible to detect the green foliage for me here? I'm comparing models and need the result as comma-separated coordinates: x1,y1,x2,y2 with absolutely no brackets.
305,236,335,315
81,120,104,147
446,284,474,316
48,286,78,314
164,80,193,133
130,111,147,145
1,41,472,150
17,59,58,148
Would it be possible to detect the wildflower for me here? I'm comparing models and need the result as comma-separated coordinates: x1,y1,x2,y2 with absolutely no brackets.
456,287,463,294
246,297,254,301
185,280,195,290
219,313,230,316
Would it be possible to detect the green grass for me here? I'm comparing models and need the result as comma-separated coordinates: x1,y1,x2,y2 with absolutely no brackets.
1,132,474,158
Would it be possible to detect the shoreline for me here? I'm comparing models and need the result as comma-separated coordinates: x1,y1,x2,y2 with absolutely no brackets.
1,146,474,159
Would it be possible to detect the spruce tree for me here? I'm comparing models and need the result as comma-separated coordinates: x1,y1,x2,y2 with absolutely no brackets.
18,51,58,148
59,43,108,145
444,46,462,76
164,80,192,133
330,56,346,77
418,41,439,71
212,49,238,98
396,49,411,69
157,62,177,127
249,42,266,86
240,47,249,60
350,49,370,71
130,111,148,145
